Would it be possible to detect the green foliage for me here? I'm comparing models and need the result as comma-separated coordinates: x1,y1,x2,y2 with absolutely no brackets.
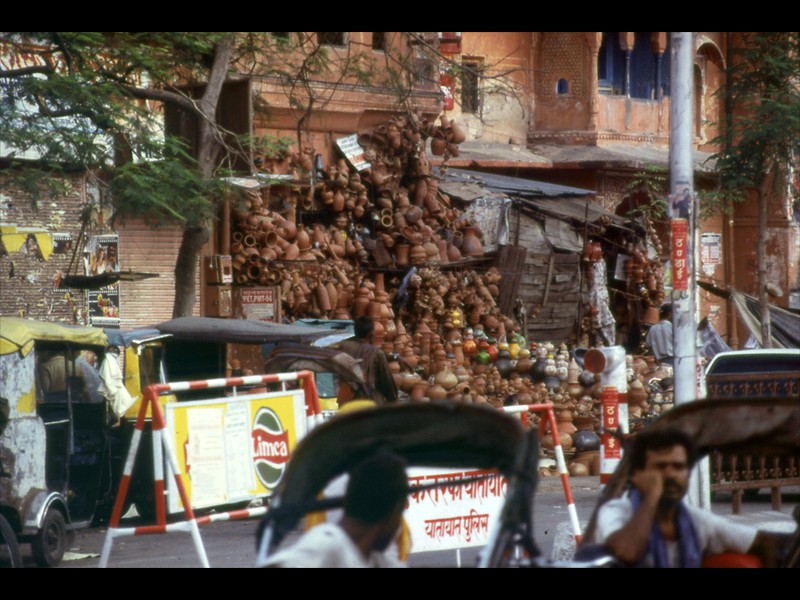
711,32,800,198
624,165,669,220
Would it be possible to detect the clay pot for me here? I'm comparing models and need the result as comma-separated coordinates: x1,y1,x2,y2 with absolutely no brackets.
434,369,458,391
460,227,483,257
444,243,461,262
410,244,427,265
428,383,448,402
572,429,601,453
569,462,590,477
395,244,410,267
405,205,423,224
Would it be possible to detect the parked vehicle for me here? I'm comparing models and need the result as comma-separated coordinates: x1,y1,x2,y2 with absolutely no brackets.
0,316,113,567
702,348,800,399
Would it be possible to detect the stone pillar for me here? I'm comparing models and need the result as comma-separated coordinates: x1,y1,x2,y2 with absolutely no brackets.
586,33,603,130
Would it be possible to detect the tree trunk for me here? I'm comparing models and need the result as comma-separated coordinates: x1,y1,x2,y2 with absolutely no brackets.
171,36,235,317
757,179,771,348
173,224,210,317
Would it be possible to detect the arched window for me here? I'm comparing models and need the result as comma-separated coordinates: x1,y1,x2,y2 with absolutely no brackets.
598,32,625,95
556,78,569,95
598,32,670,99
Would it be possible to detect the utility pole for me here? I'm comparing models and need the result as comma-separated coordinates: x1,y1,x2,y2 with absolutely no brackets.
669,32,707,508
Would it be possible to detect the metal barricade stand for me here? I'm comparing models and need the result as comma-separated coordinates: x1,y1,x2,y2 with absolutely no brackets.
99,371,321,568
502,403,582,545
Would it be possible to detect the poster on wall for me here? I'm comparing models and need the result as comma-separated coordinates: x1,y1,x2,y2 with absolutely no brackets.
233,286,281,323
85,234,121,326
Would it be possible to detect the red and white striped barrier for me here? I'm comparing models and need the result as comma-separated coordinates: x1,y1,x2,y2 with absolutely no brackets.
99,371,321,568
503,403,582,545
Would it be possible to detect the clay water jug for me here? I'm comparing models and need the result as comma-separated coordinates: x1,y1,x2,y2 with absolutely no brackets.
461,227,483,257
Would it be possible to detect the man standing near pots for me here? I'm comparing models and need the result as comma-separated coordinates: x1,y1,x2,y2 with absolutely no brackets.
339,316,398,405
645,304,674,366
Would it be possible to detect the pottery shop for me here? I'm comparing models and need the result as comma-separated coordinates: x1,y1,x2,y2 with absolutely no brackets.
206,112,670,477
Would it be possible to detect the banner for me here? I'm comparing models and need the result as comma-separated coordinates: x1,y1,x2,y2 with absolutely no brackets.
404,467,507,553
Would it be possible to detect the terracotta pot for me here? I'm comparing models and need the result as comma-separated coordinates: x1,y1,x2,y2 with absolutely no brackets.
447,243,462,262
431,136,447,156
410,244,427,265
395,244,410,267
428,383,447,402
405,205,423,224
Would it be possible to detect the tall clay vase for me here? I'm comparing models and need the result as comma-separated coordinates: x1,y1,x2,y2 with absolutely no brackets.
395,244,410,267
353,285,371,319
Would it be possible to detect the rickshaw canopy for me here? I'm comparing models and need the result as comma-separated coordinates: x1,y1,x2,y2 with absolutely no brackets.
155,316,331,345
0,316,108,357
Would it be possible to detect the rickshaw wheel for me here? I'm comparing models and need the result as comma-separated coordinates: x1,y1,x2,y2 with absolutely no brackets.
31,509,67,568
0,514,23,568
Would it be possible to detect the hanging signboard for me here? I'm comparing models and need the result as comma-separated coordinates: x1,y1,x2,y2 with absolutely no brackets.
164,389,308,513
404,467,507,553
335,134,371,172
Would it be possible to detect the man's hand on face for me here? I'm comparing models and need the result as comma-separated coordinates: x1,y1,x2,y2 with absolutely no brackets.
631,468,664,501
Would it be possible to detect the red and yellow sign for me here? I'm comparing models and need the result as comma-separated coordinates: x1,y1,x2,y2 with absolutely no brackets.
165,390,307,513
671,220,689,291
601,386,621,459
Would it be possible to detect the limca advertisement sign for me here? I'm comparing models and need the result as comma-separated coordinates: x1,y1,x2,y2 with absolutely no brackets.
164,390,308,513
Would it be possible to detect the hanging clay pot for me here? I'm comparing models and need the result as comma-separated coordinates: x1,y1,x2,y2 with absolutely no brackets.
431,136,447,156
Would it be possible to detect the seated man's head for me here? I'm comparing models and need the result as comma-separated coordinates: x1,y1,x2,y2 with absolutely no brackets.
629,427,697,505
353,316,375,341
344,450,408,551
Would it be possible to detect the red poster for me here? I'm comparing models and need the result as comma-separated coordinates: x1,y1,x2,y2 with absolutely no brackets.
671,220,689,291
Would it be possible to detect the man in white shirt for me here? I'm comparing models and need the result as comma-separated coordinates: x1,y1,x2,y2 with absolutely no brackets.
260,451,409,568
645,304,674,366
593,427,784,567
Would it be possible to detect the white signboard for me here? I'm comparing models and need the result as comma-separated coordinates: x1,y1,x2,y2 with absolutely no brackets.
335,134,371,171
405,467,507,553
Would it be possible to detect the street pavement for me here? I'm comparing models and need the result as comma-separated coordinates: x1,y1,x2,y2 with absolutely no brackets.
19,476,799,568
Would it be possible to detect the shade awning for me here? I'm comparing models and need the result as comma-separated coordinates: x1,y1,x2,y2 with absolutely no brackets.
155,316,331,345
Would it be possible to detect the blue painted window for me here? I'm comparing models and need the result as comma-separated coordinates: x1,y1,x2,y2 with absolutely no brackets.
598,32,670,99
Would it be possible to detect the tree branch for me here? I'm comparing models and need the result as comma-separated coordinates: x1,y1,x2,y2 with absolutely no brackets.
0,65,54,78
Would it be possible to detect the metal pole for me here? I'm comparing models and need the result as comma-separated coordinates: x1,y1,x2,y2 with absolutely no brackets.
669,32,707,508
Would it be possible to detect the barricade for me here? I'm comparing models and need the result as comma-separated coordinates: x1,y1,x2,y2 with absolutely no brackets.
503,403,582,544
99,371,321,568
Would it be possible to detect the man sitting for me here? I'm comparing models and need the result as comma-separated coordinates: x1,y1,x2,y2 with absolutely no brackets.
592,427,784,567
259,451,409,568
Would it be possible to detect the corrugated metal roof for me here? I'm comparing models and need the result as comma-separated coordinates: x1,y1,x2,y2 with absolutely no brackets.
441,168,594,198
439,168,629,229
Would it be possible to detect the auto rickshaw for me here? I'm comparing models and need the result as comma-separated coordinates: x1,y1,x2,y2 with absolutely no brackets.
0,316,116,567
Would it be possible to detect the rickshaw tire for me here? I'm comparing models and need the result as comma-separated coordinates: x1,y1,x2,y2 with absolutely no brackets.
31,509,67,568
0,514,23,568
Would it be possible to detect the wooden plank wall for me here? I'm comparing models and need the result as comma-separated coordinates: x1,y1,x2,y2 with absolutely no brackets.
506,205,582,344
